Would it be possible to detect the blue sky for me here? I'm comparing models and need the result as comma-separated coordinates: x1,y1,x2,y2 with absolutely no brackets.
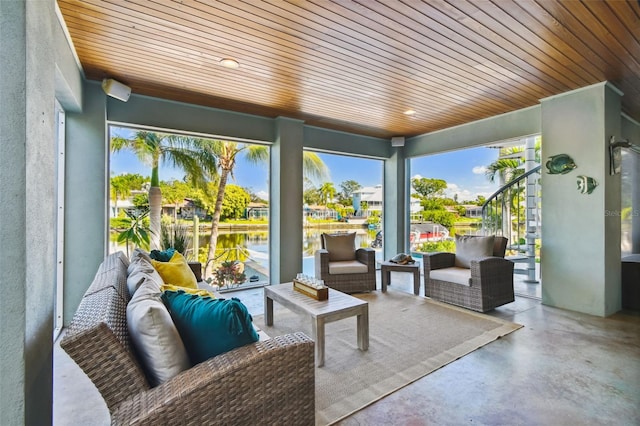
411,147,500,202
110,126,500,202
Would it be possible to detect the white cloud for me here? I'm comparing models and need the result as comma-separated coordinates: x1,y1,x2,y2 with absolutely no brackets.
447,183,460,191
256,190,269,200
472,166,487,175
443,182,497,202
446,188,473,200
444,183,466,199
411,174,423,180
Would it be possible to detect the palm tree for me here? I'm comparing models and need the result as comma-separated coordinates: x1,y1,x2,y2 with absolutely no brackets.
202,141,328,277
485,142,541,185
111,131,216,250
110,173,146,217
485,157,523,184
319,182,336,205
484,142,541,242
110,175,130,217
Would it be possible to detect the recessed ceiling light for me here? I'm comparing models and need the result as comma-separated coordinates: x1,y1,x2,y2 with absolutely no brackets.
219,58,240,69
404,109,416,116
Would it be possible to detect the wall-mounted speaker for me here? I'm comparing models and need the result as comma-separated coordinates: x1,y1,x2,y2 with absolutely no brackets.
391,136,405,147
101,78,131,102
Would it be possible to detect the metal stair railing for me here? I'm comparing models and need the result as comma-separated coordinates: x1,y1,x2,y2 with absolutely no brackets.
481,165,541,283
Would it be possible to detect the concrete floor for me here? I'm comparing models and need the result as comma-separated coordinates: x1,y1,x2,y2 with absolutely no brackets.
54,272,639,426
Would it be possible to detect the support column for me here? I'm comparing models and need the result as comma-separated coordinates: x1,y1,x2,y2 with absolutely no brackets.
383,146,407,260
540,83,622,316
270,117,304,284
0,1,56,424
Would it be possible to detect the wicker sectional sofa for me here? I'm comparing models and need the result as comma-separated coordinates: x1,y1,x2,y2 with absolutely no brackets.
61,252,315,425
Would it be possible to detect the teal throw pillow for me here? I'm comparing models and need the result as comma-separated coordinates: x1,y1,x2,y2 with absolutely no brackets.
161,290,259,365
150,248,176,262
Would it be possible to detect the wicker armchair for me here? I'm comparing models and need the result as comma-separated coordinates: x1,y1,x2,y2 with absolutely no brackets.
423,236,514,312
315,232,376,293
61,252,315,425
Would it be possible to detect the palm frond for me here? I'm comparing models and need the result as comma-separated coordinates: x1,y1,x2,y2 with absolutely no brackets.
245,145,269,164
303,152,330,183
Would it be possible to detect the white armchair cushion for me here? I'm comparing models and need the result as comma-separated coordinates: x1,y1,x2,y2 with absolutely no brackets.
454,235,494,268
430,267,472,286
328,260,369,275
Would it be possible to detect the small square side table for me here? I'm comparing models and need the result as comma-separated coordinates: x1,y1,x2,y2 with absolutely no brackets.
380,261,421,295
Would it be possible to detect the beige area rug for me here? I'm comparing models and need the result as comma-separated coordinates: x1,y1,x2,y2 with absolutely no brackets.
253,289,523,426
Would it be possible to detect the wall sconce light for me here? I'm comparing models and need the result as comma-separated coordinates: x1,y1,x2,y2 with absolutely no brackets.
101,78,131,102
609,135,640,175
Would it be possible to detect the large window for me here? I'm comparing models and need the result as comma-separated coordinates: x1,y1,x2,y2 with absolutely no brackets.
621,149,638,256
409,146,501,247
302,152,383,275
410,138,543,297
108,125,271,292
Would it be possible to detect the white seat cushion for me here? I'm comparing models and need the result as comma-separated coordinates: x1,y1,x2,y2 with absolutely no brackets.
430,267,472,286
328,260,368,274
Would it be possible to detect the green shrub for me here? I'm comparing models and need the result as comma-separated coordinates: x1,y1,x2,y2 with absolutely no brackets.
415,240,456,253
160,222,191,257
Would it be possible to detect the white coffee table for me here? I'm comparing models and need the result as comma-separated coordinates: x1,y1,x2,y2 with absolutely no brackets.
264,283,369,367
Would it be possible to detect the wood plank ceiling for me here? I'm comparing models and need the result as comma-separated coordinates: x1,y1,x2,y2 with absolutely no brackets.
57,0,640,139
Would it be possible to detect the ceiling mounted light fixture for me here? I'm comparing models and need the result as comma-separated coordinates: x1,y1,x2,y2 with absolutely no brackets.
404,109,416,116
219,58,240,69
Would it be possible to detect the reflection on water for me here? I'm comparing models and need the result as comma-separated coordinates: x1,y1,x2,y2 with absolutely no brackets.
208,228,379,275
111,224,488,282
112,227,381,284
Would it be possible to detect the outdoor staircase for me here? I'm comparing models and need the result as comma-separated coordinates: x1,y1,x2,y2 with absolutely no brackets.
481,165,542,283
